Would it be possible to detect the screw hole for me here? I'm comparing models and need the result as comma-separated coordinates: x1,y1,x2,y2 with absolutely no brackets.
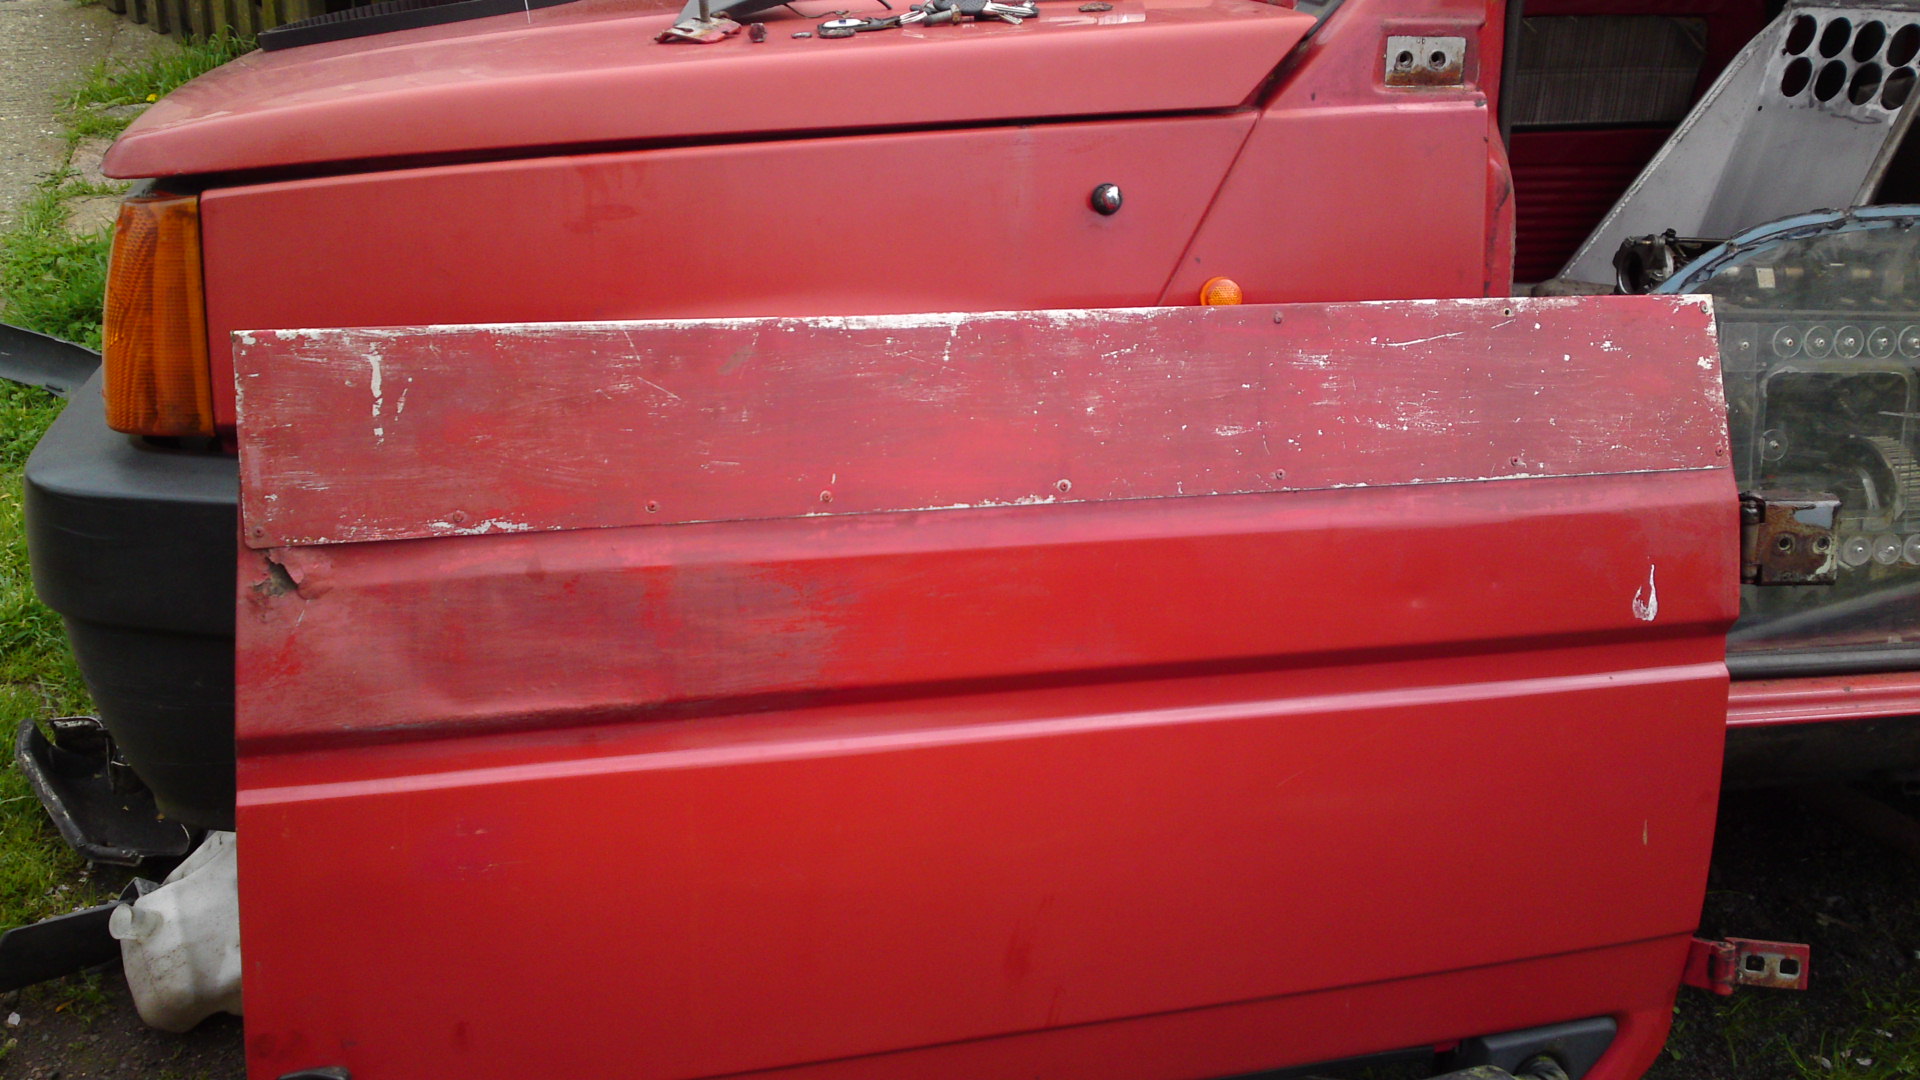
1745,954,1768,972
819,490,834,503
1781,957,1802,976
1776,535,1797,552
1428,49,1448,68
1055,479,1072,494
1395,49,1414,68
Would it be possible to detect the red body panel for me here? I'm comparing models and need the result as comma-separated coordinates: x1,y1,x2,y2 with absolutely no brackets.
234,298,1736,1079
1165,0,1511,303
1728,672,1920,727
102,0,1309,179
200,116,1253,434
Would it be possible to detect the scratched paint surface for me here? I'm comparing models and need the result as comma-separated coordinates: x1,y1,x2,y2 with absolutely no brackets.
232,296,1724,548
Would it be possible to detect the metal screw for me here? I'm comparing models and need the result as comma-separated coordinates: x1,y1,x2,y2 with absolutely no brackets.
1272,312,1284,324
646,501,660,513
449,510,468,524
820,490,834,503
792,29,812,35
1055,479,1072,493
1090,183,1123,215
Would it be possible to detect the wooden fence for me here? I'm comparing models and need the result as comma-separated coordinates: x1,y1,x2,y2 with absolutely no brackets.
103,0,335,40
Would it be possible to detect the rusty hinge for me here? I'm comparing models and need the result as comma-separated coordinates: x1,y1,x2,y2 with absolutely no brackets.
1740,491,1839,585
1682,937,1810,995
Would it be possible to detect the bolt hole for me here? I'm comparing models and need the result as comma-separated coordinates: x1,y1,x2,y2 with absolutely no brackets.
1502,307,1514,317
1781,957,1802,976
1745,955,1768,972
1776,535,1797,552
1821,17,1853,58
1395,49,1414,69
1852,62,1885,105
1428,49,1448,69
1892,24,1920,66
1814,536,1834,553
1815,59,1849,101
1885,66,1917,109
1856,20,1888,60
1785,13,1817,54
1782,56,1814,96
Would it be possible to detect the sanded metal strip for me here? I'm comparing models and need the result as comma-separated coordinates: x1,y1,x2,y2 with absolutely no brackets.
233,296,1724,548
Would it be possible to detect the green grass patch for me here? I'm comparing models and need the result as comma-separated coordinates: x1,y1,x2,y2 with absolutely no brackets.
65,31,254,147
0,31,252,933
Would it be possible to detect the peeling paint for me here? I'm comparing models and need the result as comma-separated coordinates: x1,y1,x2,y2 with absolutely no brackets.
1632,565,1659,622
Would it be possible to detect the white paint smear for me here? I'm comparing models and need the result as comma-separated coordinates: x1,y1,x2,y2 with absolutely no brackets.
1632,565,1658,622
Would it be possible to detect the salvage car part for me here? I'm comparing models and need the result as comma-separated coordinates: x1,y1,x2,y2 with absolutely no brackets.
1565,3,1920,284
1657,206,1920,672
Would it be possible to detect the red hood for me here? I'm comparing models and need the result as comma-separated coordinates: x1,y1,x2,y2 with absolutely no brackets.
103,0,1310,179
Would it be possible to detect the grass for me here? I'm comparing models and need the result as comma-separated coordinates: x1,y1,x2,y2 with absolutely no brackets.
0,29,251,932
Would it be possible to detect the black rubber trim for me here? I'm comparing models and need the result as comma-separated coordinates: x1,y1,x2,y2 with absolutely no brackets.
25,373,236,636
259,0,579,50
1728,646,1920,681
0,322,100,398
25,372,237,830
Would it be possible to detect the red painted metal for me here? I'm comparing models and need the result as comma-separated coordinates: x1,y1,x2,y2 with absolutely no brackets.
1727,672,1920,727
1163,0,1512,304
234,298,1736,1079
233,297,1724,547
199,115,1253,435
1681,938,1811,996
102,0,1309,180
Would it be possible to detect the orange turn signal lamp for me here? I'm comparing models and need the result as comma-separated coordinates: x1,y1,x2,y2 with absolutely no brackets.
1199,276,1244,306
103,192,214,438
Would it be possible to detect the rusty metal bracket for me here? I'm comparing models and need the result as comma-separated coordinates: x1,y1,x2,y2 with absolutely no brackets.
1385,36,1466,87
1741,491,1839,585
1682,937,1810,995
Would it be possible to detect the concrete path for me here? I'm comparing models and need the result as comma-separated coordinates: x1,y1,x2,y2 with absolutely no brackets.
0,0,173,229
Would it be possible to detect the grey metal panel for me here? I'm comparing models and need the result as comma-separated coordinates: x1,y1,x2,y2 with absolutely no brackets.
1563,5,1919,284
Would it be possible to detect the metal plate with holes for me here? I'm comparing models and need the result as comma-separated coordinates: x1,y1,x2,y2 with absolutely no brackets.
1565,4,1920,282
1386,36,1466,87
1731,938,1811,990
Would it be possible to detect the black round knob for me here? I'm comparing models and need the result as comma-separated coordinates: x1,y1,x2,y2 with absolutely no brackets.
1090,183,1123,215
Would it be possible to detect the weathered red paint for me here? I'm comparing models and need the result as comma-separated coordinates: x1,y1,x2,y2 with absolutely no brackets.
1681,937,1811,995
102,0,1311,180
234,298,1737,1079
233,298,1723,547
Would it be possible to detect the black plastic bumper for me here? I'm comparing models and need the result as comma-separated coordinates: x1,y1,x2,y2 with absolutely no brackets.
24,371,237,830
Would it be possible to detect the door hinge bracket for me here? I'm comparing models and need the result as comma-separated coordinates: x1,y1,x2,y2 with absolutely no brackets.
1682,936,1810,995
1740,491,1839,585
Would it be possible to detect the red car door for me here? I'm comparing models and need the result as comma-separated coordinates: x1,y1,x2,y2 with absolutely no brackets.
231,295,1735,1080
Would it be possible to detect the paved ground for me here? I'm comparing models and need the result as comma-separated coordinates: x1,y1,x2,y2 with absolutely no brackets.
0,0,170,230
